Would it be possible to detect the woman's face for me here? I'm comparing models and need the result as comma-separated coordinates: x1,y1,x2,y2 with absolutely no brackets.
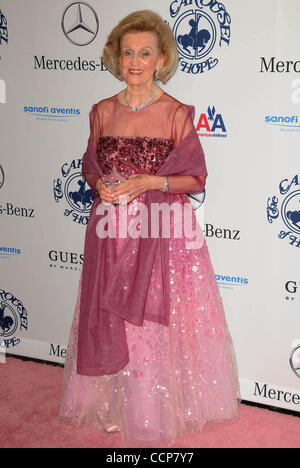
120,31,164,87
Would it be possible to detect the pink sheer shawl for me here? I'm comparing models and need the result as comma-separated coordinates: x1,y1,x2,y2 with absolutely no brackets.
77,95,207,376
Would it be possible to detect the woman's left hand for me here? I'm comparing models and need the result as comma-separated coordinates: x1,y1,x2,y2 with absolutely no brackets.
110,174,159,205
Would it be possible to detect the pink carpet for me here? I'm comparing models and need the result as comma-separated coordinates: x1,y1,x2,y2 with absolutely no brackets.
1,357,299,448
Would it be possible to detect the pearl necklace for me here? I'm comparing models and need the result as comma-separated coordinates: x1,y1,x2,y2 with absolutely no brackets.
124,84,157,112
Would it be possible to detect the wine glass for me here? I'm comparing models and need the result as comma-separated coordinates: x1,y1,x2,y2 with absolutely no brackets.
102,166,129,206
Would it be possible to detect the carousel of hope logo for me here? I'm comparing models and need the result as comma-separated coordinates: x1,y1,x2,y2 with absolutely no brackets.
266,174,300,248
169,0,231,75
53,158,93,225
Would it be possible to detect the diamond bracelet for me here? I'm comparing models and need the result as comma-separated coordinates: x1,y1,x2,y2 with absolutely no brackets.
163,176,169,192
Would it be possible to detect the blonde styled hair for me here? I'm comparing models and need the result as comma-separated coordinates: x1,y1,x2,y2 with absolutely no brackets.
102,10,178,84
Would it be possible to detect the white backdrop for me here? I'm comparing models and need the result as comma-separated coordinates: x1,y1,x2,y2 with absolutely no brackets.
0,0,299,413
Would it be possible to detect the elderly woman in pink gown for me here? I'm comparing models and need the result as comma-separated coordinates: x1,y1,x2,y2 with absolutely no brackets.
59,9,240,446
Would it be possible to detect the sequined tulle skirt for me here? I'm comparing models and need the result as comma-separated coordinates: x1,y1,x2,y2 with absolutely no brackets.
59,198,240,446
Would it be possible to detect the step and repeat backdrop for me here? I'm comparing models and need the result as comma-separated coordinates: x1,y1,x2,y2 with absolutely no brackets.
0,0,299,413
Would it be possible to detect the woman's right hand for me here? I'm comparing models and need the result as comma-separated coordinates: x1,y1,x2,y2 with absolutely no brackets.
96,178,113,205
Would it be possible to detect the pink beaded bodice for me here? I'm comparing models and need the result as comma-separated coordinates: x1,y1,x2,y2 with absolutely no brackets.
96,136,174,177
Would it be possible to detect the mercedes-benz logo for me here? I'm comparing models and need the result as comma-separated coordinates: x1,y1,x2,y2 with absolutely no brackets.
0,165,4,190
290,344,300,379
62,2,99,46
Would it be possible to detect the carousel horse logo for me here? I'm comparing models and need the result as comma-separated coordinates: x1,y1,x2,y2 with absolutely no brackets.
290,341,300,379
0,9,8,45
53,159,93,225
266,174,300,248
61,2,99,46
0,289,28,350
169,0,231,74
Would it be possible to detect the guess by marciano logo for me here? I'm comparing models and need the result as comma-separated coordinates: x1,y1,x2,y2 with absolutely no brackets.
267,174,300,248
169,0,231,75
285,280,300,303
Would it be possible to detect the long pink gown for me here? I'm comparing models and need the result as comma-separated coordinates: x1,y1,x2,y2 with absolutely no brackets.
59,92,240,446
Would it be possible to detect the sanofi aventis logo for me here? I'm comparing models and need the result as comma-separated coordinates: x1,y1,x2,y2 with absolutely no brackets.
216,274,248,290
265,114,300,132
24,105,80,122
0,246,21,259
